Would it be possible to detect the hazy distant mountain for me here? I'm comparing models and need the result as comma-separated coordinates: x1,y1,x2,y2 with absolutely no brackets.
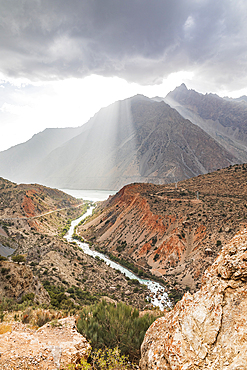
0,94,236,190
165,84,247,162
224,95,247,103
0,126,84,183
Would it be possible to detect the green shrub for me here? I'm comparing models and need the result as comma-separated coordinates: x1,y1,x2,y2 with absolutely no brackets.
11,255,26,263
21,293,35,303
1,267,10,274
43,281,98,309
153,253,159,262
77,300,159,362
168,289,183,303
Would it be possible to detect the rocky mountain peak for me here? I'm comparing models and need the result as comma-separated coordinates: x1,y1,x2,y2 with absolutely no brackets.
178,82,188,90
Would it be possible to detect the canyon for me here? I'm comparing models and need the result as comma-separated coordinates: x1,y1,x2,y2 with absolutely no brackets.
0,177,149,310
79,163,247,298
0,164,247,368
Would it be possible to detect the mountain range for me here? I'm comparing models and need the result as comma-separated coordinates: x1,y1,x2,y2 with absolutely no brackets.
0,85,246,190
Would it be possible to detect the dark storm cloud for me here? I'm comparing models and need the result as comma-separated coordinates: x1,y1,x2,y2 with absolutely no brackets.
0,0,246,89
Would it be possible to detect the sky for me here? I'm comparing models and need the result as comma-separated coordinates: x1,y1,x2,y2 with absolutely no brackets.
0,0,247,151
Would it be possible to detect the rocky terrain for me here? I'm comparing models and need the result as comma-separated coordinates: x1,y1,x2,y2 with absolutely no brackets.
0,260,50,304
140,227,247,369
79,164,247,298
0,94,237,190
0,177,148,309
0,316,90,369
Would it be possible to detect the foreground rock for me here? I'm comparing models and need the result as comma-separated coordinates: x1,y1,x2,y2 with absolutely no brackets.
140,228,247,369
0,317,90,369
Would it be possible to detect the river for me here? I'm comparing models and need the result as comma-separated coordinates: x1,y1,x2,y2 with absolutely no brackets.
64,205,171,310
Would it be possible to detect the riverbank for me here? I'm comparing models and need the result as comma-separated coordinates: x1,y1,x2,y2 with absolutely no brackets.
65,208,172,310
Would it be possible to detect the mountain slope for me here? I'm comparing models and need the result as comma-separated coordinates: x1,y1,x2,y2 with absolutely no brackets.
78,164,247,296
0,93,243,190
24,95,235,190
165,84,247,162
0,126,84,183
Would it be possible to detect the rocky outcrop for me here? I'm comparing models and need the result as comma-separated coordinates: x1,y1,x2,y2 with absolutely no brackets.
0,317,90,369
140,228,247,369
0,261,50,304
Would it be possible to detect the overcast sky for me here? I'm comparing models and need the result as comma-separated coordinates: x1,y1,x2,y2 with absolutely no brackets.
0,0,247,151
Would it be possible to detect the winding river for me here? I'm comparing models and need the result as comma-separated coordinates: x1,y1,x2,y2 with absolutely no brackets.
65,206,171,310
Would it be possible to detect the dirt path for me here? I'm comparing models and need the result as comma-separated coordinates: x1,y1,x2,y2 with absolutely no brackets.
0,203,84,221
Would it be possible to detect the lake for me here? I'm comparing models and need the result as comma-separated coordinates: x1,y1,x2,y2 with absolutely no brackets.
60,189,116,201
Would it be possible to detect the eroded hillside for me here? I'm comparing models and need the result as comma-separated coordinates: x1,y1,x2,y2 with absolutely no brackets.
78,164,247,296
0,178,148,309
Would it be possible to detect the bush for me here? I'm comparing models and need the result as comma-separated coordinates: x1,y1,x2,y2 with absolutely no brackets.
77,300,159,362
153,253,159,262
168,289,183,304
91,347,134,369
1,267,10,274
11,255,26,263
34,309,60,327
22,307,33,323
43,281,99,309
21,293,35,303
62,347,133,370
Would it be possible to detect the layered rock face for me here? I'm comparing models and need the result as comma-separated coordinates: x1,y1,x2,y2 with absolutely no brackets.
140,228,247,369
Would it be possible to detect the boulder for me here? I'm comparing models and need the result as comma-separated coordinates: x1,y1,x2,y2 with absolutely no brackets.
0,317,90,369
140,228,247,369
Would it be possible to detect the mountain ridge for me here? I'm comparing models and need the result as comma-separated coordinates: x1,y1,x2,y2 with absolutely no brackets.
0,93,239,190
165,84,247,163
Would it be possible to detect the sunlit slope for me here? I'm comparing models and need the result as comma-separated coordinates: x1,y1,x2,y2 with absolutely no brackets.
30,95,235,190
0,126,85,183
